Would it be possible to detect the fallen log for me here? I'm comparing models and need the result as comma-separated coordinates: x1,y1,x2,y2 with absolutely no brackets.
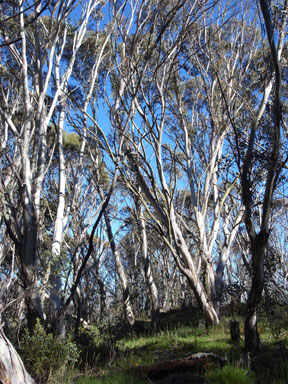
130,352,227,381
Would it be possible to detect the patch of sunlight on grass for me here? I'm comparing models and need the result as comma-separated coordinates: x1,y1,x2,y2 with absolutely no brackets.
195,338,231,352
115,322,234,370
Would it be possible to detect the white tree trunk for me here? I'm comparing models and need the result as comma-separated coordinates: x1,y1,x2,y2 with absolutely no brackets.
0,330,35,384
127,151,219,325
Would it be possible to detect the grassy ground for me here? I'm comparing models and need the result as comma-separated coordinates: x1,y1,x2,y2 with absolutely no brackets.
50,307,288,384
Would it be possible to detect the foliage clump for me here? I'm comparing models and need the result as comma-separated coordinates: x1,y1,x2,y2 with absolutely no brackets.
74,326,103,369
19,320,79,383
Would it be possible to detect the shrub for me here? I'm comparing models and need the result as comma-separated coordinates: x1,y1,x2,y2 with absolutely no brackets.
19,319,79,383
75,318,132,369
75,326,103,368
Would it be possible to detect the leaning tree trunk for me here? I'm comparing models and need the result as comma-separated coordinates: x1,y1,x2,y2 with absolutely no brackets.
127,150,219,326
0,329,35,384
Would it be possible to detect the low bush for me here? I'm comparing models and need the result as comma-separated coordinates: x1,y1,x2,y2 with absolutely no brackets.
19,319,79,383
75,326,103,368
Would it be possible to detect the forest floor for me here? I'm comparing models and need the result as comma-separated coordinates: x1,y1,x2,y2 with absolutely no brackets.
53,307,288,384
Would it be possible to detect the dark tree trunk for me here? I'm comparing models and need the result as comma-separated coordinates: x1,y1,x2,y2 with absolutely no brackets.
22,278,43,335
244,233,266,351
215,260,225,303
25,298,38,336
74,293,82,336
15,204,43,335
95,264,107,320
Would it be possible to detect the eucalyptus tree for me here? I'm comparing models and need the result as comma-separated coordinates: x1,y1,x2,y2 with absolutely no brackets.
226,0,288,350
60,0,153,328
70,0,195,325
0,0,107,335
105,0,225,325
162,3,256,308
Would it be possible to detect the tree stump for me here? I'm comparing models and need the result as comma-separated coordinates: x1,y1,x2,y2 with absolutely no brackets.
230,319,240,341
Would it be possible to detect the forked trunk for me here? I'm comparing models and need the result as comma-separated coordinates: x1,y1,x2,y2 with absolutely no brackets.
190,274,220,326
172,223,220,326
127,150,219,326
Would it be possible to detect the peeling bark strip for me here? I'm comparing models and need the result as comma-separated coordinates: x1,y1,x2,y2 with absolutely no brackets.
0,330,35,384
131,352,227,381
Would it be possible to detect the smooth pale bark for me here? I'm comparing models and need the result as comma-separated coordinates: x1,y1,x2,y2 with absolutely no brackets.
4,0,102,335
49,91,67,339
215,207,244,302
127,151,219,326
74,287,82,336
0,330,35,384
170,216,220,325
160,252,176,311
179,76,240,308
171,12,260,313
72,250,83,336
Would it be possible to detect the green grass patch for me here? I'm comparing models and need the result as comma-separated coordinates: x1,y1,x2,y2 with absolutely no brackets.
44,307,288,383
205,365,254,384
74,373,146,384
